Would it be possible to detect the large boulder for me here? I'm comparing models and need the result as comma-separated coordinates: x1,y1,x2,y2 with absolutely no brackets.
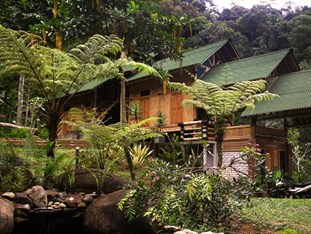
74,168,130,194
26,186,47,207
84,189,156,234
0,197,14,234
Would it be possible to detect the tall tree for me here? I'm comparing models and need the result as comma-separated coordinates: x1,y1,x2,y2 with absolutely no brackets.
288,11,311,63
169,65,277,167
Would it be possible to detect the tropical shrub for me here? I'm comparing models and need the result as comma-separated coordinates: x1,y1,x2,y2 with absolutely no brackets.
129,143,153,169
0,143,29,192
118,159,253,232
288,128,311,182
240,144,273,192
42,153,75,189
82,118,161,180
7,128,31,138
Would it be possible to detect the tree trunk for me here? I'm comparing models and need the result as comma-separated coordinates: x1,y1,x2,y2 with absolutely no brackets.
25,86,30,126
120,80,127,124
0,122,36,132
215,123,226,168
16,74,25,125
46,113,60,158
124,147,135,180
119,52,127,125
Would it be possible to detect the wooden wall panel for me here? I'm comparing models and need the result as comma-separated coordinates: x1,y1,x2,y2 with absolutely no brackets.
170,93,183,124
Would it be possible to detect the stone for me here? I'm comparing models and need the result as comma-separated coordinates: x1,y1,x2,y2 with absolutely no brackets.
15,203,31,211
14,208,28,218
45,189,60,200
77,201,86,208
1,192,15,200
15,193,34,208
59,203,66,208
65,196,76,208
14,217,29,224
163,225,182,232
27,185,47,207
74,168,130,194
183,229,198,234
200,232,224,234
83,196,93,204
84,189,157,234
0,197,14,234
174,230,198,234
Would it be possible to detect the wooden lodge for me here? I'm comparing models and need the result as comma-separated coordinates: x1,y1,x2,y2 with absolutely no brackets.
59,38,311,176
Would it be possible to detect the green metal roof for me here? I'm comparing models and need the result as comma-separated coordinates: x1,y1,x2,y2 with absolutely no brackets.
242,70,311,117
128,39,229,81
78,79,106,92
201,49,291,85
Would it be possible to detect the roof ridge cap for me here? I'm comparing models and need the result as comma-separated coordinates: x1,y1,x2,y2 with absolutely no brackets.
154,39,229,65
220,48,291,65
279,69,311,76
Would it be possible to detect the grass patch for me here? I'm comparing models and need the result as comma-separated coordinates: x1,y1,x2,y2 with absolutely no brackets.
240,198,311,233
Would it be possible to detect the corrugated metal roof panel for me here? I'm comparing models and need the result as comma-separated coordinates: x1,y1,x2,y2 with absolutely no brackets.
128,39,229,81
242,70,311,117
201,49,290,85
78,79,106,92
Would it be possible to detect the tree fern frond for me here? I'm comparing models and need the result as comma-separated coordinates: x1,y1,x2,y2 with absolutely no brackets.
68,34,123,63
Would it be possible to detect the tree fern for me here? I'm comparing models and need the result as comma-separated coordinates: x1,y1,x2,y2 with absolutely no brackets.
169,64,278,167
0,26,162,157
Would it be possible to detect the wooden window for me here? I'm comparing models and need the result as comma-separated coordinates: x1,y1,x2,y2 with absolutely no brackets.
170,93,183,124
140,90,150,97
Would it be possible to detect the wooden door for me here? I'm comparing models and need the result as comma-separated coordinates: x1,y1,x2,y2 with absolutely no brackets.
170,93,183,124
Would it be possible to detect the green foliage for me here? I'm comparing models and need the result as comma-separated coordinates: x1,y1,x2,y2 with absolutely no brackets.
119,159,253,232
0,142,29,192
82,125,125,169
42,153,75,189
0,25,162,157
278,229,304,234
85,157,119,195
240,145,273,192
288,128,311,182
159,146,182,164
4,128,31,138
37,127,49,139
128,101,142,123
155,111,166,128
82,118,162,180
240,198,311,233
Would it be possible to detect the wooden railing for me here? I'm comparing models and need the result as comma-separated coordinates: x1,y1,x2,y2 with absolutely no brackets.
178,120,215,141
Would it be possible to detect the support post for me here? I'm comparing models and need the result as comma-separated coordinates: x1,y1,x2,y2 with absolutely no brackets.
203,146,208,167
75,146,80,168
212,142,218,167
